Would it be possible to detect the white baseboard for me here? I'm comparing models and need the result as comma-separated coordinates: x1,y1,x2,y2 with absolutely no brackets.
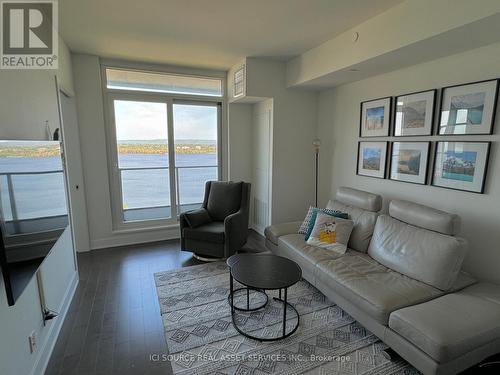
31,271,79,375
89,226,180,250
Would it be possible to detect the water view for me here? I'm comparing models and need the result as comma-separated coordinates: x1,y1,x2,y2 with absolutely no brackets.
0,141,217,222
118,143,217,213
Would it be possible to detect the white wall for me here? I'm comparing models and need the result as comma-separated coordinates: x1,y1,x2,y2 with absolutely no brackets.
229,59,319,224
267,63,318,224
317,41,500,284
227,103,252,183
57,36,75,96
0,38,79,375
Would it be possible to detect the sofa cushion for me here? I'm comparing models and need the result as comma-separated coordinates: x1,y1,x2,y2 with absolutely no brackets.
183,222,225,243
277,234,343,280
452,270,477,291
207,181,242,221
315,252,444,324
389,199,461,235
389,283,500,363
368,215,467,291
327,200,379,253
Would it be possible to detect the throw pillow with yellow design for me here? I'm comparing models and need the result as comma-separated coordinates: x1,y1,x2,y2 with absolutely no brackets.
306,212,354,254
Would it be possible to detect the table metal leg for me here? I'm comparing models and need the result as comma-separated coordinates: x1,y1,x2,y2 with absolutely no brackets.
282,288,287,337
228,287,267,312
233,285,299,342
247,288,250,310
230,272,234,314
279,288,281,299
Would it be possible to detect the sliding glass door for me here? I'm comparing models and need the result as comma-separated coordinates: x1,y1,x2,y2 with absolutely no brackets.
108,96,221,227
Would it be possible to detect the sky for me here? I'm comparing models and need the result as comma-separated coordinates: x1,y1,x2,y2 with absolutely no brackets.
114,101,217,141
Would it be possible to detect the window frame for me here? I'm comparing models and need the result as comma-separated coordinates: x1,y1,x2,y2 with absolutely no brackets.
105,67,224,97
101,63,225,232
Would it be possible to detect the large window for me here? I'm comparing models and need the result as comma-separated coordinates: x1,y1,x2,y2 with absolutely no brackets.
104,67,222,227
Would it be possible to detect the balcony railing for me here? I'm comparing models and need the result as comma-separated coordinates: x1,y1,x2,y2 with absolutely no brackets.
0,170,69,235
0,170,66,221
118,164,217,221
0,164,218,226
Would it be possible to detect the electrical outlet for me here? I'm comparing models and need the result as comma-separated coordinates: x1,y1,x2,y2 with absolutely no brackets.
28,331,37,353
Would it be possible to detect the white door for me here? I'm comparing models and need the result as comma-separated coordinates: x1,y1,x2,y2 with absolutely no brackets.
58,90,91,253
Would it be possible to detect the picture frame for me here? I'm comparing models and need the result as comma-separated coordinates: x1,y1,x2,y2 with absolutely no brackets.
394,90,436,136
389,141,430,185
432,141,491,194
359,97,391,137
357,141,388,179
438,79,498,135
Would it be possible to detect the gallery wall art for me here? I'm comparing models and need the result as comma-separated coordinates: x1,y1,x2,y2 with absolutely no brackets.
432,141,490,193
394,90,436,137
390,142,430,185
357,141,388,179
360,97,391,137
438,79,498,135
356,78,496,194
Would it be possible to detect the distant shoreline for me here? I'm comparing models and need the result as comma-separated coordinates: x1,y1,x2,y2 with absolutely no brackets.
0,143,216,157
118,143,216,155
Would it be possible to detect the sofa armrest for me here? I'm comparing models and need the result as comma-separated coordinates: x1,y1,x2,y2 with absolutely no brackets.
264,221,302,245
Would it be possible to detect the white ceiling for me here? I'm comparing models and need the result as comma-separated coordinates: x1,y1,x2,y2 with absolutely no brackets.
60,0,402,70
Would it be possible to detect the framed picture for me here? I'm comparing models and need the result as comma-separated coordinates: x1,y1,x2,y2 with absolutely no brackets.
438,79,498,135
394,90,436,136
432,141,491,193
357,141,388,179
390,142,430,185
360,97,391,137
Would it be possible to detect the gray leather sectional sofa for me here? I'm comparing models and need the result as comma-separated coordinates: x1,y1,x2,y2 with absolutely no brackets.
264,187,500,375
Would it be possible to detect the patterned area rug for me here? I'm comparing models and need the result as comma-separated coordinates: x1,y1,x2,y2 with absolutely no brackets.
154,262,418,375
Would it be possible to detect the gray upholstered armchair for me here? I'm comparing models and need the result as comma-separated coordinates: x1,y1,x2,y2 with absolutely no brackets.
180,181,251,260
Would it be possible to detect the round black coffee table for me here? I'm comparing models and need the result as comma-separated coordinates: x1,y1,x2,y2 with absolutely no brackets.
227,254,302,341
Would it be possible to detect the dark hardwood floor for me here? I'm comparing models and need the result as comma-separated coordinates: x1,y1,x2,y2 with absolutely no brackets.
45,230,267,375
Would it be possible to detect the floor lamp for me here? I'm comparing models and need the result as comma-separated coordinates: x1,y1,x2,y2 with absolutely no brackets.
312,138,321,207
